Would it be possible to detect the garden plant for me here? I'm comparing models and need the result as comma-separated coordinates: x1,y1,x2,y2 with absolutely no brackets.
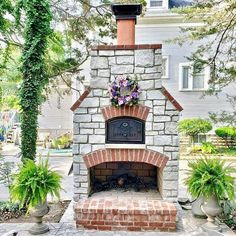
178,118,212,146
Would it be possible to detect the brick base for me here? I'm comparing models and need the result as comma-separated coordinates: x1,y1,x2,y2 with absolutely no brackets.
75,198,177,231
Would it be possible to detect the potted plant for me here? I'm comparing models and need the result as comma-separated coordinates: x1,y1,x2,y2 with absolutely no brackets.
10,158,62,235
58,135,71,149
185,157,235,231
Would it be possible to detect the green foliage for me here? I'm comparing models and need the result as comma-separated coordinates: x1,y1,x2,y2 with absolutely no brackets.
51,135,71,149
215,127,236,139
190,142,218,154
0,201,21,213
220,200,236,230
178,118,212,137
217,148,236,156
0,155,14,191
190,145,202,153
16,0,52,161
185,157,236,200
171,0,236,93
10,158,62,210
201,142,218,154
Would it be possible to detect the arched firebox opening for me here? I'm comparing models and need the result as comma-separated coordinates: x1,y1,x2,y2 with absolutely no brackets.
89,161,163,198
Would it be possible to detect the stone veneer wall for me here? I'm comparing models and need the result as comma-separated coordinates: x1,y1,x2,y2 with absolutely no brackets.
73,45,181,202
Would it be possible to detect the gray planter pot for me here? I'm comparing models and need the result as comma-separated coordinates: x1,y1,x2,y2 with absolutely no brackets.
201,195,222,232
192,196,207,218
29,201,49,235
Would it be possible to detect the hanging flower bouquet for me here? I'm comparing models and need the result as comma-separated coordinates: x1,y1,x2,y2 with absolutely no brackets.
109,75,141,107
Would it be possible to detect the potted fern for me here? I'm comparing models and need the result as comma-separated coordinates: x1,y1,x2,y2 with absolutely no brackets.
10,158,62,235
185,157,235,231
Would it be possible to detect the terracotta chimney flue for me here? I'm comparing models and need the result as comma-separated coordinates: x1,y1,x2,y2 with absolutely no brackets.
111,4,142,45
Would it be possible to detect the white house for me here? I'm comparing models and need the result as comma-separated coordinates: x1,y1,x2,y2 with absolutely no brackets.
136,0,235,119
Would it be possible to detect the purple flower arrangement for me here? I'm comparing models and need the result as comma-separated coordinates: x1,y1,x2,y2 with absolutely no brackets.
109,75,141,107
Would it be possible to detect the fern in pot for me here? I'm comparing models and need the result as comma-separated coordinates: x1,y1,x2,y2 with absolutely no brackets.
10,158,62,235
185,157,235,231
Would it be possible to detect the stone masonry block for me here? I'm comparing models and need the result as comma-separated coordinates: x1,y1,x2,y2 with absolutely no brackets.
80,144,92,154
74,114,91,122
154,116,171,122
80,129,93,135
73,135,88,143
80,123,99,128
163,172,178,180
147,90,166,100
99,50,114,56
166,100,176,110
92,114,104,122
91,57,108,69
153,123,164,131
115,50,134,55
100,97,110,107
135,49,154,67
80,97,99,108
165,122,178,134
73,163,80,175
145,66,159,73
98,69,110,77
163,180,178,190
111,65,134,74
116,56,134,65
141,73,161,80
90,77,109,89
153,106,165,115
155,55,162,65
139,80,154,90
154,135,172,146
134,67,145,73
89,135,105,144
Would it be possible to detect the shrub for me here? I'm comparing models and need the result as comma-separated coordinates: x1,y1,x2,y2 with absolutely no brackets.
215,126,236,147
215,127,236,139
10,158,62,210
185,157,236,200
178,118,212,145
201,142,218,154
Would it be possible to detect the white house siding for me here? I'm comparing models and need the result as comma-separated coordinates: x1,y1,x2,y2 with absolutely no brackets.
38,92,73,137
136,19,235,120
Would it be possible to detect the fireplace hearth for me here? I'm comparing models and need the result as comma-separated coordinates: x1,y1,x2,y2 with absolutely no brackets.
90,162,157,194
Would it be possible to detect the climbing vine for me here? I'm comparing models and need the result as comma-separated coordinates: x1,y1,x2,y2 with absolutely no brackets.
16,0,52,161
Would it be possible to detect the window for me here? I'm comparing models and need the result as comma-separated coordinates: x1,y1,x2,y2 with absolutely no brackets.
162,56,169,79
150,0,163,7
179,62,210,91
193,134,207,145
148,0,169,9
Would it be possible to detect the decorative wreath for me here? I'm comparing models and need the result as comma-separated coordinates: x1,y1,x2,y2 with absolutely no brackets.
109,75,141,107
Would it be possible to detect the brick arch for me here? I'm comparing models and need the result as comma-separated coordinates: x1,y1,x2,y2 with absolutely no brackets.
101,105,150,121
83,149,169,169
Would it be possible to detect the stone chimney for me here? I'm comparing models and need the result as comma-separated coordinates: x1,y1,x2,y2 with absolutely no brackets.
111,4,142,45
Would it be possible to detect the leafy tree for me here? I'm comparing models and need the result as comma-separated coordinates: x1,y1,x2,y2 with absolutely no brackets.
15,0,53,161
173,0,236,124
178,118,212,146
0,0,146,161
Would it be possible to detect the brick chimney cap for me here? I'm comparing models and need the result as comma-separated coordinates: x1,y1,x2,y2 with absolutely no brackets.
111,4,142,20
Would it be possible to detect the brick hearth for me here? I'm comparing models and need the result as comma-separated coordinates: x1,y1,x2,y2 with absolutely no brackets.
75,197,177,231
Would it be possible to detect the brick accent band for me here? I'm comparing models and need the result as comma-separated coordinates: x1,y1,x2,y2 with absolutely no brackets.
161,87,183,112
91,44,162,51
101,105,150,121
70,87,91,112
83,149,169,169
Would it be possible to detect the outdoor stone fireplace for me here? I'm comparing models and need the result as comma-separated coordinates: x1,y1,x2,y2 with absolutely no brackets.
71,3,183,232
